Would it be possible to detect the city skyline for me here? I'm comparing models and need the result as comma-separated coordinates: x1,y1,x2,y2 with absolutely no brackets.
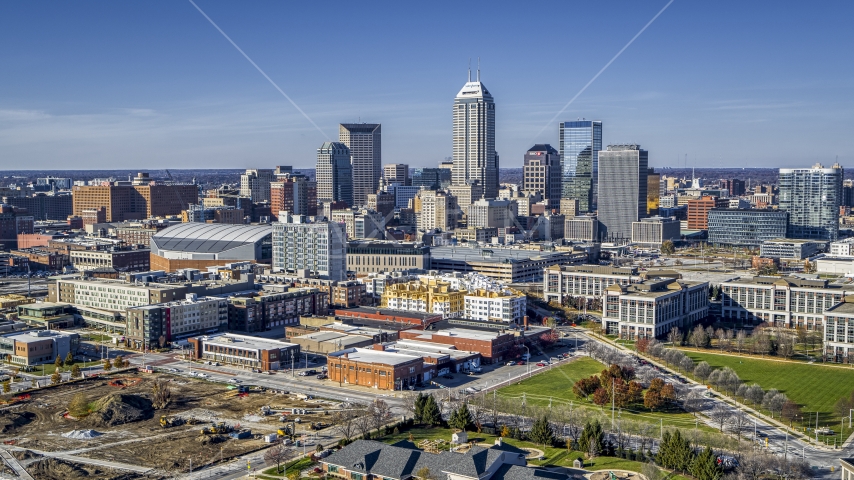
2,2,854,170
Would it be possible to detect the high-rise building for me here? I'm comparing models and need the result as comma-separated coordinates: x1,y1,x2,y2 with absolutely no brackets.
597,144,648,242
271,213,347,281
686,196,729,230
270,174,317,219
316,142,354,207
416,190,457,232
523,144,561,206
340,124,381,207
559,120,602,213
707,209,789,246
452,70,498,199
468,198,518,229
721,178,746,197
383,164,410,186
411,168,449,190
240,169,274,202
778,163,843,241
646,168,661,216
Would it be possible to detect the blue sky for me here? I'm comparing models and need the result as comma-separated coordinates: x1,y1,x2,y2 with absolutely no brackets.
1,1,853,170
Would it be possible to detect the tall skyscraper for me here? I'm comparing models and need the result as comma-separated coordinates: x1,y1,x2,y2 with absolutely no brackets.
240,169,273,202
559,120,602,213
383,164,410,186
523,144,561,206
270,173,317,219
339,123,381,207
452,69,498,199
597,144,648,242
316,142,354,207
778,163,843,241
646,168,661,216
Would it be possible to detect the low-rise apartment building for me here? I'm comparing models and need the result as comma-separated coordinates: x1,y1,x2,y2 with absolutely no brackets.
463,289,526,324
126,294,228,349
227,288,328,333
602,277,710,340
381,280,465,318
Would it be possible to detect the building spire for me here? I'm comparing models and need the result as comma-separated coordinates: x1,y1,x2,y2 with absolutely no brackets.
468,58,471,82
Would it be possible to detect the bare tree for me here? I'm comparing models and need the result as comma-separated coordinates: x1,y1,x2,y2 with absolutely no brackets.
693,361,712,383
679,356,695,374
709,403,730,431
735,329,747,354
683,390,704,417
468,393,487,433
668,327,682,346
355,409,373,438
332,409,361,443
728,411,751,440
368,399,393,435
715,328,727,352
745,384,765,407
690,325,708,349
264,444,292,474
152,378,173,410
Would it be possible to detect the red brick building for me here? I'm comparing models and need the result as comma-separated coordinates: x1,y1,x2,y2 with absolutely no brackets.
333,307,442,329
686,196,729,230
327,345,425,390
398,327,517,364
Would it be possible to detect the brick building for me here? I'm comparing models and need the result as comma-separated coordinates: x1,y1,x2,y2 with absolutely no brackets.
333,307,442,329
72,178,198,222
686,196,729,230
188,333,299,371
327,346,425,390
227,288,328,333
398,326,516,364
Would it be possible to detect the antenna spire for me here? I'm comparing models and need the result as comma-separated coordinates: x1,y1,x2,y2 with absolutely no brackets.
477,57,480,81
468,58,471,82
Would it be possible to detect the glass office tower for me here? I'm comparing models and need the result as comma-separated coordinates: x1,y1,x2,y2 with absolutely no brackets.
559,120,602,213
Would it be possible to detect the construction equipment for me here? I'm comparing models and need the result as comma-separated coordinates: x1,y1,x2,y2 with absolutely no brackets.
260,405,272,416
200,422,234,435
277,425,293,437
308,422,329,431
160,416,185,428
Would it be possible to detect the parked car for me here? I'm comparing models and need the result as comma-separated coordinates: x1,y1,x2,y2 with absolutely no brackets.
316,374,328,380
517,361,525,366
506,361,516,366
536,362,546,367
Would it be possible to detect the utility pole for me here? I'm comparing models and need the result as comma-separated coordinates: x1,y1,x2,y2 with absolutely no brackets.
784,429,788,461
611,378,615,428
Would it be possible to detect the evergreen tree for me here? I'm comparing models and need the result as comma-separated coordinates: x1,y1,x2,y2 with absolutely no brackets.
690,447,722,480
656,429,695,473
449,403,473,431
422,395,442,426
578,420,604,455
414,393,427,423
2,381,9,394
71,364,81,378
528,415,555,447
64,351,74,367
54,355,62,371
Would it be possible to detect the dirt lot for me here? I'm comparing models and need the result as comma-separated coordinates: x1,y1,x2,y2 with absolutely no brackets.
0,372,339,478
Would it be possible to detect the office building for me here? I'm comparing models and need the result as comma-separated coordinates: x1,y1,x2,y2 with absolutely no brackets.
830,239,854,257
430,246,586,283
36,177,72,190
150,223,272,272
707,209,788,246
560,120,602,213
72,176,198,222
383,163,409,186
631,216,680,247
387,185,422,210
365,192,395,217
271,213,347,281
647,168,661,216
126,294,228,349
347,241,430,274
416,190,457,231
239,169,274,202
759,239,822,260
597,144,648,242
411,168,449,190
270,174,317,218
720,276,854,330
4,194,73,221
721,179,746,197
560,198,579,217
602,277,710,339
564,215,599,242
340,123,381,207
188,333,300,372
778,163,843,241
543,265,640,303
0,205,34,250
70,247,150,272
823,301,854,363
316,142,354,207
523,144,561,205
686,196,729,230
2,330,79,367
452,70,498,199
467,198,518,229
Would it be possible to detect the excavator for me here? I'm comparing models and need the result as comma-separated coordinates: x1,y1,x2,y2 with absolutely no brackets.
160,416,185,428
201,422,234,435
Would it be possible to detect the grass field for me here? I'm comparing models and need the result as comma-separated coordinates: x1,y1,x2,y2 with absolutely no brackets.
496,357,717,433
683,350,854,441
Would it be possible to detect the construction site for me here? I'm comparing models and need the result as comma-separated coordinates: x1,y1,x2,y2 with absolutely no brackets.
0,370,340,479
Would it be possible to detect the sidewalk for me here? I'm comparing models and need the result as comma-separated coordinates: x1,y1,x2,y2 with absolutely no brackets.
586,329,840,452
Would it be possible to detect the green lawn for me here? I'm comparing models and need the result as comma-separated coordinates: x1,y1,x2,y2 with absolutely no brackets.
261,457,316,478
496,357,718,433
683,351,854,440
4,360,104,376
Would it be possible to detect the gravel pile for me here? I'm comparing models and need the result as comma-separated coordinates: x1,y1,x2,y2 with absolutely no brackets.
62,429,103,440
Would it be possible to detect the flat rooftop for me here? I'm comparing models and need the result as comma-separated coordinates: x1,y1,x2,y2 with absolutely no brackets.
409,327,504,342
825,301,854,315
336,307,439,320
387,340,478,360
329,347,421,366
197,333,297,351
322,323,388,336
430,246,572,263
